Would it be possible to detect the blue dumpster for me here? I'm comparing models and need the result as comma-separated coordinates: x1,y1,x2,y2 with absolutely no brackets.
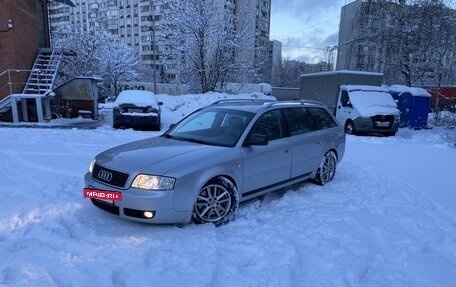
388,85,431,129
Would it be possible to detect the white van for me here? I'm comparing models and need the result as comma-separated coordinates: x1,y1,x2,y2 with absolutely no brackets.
337,85,399,135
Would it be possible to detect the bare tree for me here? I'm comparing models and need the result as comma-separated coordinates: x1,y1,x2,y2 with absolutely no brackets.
162,0,257,93
54,26,140,97
374,0,456,86
98,40,139,96
273,56,302,88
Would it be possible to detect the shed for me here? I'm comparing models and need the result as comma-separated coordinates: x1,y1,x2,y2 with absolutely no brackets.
53,77,101,119
389,85,431,129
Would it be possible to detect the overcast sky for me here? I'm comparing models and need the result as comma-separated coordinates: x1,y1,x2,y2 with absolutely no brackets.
270,0,354,63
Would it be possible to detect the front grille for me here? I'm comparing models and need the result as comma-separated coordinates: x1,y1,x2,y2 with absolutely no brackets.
92,164,129,188
371,115,395,129
91,199,120,215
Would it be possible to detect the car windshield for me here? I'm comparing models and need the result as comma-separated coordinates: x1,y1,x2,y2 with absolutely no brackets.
164,108,255,147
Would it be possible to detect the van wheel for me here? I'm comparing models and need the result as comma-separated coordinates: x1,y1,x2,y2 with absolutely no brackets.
345,120,355,134
314,151,338,185
192,176,239,227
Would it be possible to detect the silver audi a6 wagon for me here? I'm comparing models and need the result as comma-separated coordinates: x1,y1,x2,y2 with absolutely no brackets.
84,100,345,226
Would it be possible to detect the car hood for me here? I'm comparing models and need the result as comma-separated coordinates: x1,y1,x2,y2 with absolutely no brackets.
95,136,223,175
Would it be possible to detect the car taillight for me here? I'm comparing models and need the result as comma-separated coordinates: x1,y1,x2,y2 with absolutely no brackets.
118,106,124,113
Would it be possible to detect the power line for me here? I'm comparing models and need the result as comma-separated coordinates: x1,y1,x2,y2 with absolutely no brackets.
281,44,326,50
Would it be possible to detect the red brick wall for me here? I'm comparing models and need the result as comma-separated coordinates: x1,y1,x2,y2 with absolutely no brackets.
0,0,41,100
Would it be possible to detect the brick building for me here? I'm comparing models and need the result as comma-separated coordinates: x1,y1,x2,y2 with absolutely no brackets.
0,0,75,100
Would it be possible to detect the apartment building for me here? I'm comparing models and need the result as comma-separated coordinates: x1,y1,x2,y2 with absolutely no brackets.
266,40,282,83
336,0,456,86
48,0,272,84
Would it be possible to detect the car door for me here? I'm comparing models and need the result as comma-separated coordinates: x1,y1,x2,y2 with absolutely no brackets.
283,107,324,179
336,89,353,126
241,109,292,197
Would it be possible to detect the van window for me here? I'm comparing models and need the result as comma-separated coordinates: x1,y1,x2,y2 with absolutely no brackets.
284,108,317,136
341,90,351,107
307,107,338,129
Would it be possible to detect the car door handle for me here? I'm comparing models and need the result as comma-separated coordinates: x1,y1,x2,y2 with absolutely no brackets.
284,149,290,153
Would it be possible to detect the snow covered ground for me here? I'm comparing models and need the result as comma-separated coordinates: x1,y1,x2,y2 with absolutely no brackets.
1,93,456,287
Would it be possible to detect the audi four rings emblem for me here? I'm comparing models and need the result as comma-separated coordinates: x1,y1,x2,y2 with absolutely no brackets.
98,170,113,182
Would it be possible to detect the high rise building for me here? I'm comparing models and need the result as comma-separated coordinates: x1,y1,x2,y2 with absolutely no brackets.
266,40,282,83
336,0,456,86
48,0,272,84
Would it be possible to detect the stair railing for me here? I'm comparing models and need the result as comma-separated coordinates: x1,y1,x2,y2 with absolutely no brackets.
0,69,32,96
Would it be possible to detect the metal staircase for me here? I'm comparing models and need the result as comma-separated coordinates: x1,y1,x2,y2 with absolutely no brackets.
0,48,63,123
0,95,15,113
23,48,63,95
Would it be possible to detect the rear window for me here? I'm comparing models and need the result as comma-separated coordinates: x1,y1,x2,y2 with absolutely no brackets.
114,90,159,108
307,107,337,129
283,108,318,136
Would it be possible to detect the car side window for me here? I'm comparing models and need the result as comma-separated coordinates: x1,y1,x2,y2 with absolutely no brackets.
249,110,285,141
307,107,337,130
284,108,317,136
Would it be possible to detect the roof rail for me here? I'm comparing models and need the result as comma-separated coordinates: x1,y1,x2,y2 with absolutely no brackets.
264,99,326,107
210,99,276,105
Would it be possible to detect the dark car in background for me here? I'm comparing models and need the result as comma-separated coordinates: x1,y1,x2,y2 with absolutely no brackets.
113,90,162,130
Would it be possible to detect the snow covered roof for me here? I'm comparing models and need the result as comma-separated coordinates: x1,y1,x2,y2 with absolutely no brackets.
301,70,383,78
342,85,389,93
388,85,431,97
114,90,160,108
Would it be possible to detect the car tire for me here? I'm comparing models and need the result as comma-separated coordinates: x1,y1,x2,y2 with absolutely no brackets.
314,151,338,185
192,176,239,227
345,120,355,135
113,122,120,129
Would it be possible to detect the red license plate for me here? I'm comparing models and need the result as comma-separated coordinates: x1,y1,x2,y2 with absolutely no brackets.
83,188,122,202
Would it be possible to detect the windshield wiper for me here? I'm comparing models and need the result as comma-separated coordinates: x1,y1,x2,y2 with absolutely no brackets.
163,134,209,145
178,137,209,145
162,134,176,140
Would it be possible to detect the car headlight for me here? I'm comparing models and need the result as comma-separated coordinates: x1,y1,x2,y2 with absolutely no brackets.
89,159,96,173
146,107,158,113
131,174,175,190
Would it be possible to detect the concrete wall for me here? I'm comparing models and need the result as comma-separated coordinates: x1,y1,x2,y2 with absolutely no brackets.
272,87,300,101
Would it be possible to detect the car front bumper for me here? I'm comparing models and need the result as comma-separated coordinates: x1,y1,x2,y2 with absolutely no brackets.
113,112,160,128
84,172,192,224
353,116,398,134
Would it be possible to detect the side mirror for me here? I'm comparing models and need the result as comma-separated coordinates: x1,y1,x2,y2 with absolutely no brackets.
158,102,163,106
243,133,268,147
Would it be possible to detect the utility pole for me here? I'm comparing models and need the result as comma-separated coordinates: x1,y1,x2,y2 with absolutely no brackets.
151,0,157,94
